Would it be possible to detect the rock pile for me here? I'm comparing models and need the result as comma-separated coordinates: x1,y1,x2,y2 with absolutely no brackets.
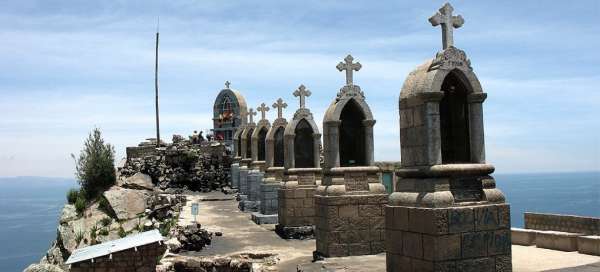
120,139,231,192
168,223,213,253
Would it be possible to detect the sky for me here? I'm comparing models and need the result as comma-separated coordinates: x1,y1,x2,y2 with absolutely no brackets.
0,0,599,177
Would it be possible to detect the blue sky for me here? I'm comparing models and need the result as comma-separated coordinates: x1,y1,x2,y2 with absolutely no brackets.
0,1,598,177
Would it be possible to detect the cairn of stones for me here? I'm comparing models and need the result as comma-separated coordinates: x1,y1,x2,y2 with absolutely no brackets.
242,103,271,211
385,3,511,271
314,55,388,257
275,85,322,239
252,98,288,224
238,107,257,201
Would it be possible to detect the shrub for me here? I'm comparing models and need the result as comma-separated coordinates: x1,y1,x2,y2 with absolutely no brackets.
66,188,79,204
90,225,98,242
100,217,112,227
72,128,116,199
118,225,127,238
75,195,86,214
75,229,85,245
99,228,109,236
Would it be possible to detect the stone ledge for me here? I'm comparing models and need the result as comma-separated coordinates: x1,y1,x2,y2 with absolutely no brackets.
251,212,278,225
536,230,581,252
578,235,600,256
275,225,315,240
511,228,537,246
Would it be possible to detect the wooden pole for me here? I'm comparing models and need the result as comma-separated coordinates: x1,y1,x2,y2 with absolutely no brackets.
154,28,160,147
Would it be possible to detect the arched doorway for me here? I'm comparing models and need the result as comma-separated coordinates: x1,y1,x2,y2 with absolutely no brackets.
440,70,471,163
294,119,315,168
237,133,242,157
246,128,254,159
274,127,285,167
339,99,366,166
257,128,268,161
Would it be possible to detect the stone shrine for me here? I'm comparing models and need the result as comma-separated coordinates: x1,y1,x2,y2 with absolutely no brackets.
252,98,288,224
385,3,511,272
232,105,248,190
242,103,271,212
314,55,387,257
276,85,322,239
238,107,257,199
213,81,247,147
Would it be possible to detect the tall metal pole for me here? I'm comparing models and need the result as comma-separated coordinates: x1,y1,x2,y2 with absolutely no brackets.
154,25,160,147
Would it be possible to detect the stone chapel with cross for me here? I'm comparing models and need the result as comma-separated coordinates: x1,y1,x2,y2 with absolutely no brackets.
385,3,511,271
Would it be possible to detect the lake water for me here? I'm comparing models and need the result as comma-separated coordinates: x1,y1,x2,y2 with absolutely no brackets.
0,172,598,271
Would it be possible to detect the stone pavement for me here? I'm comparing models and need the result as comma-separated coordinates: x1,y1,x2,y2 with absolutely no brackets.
178,192,600,271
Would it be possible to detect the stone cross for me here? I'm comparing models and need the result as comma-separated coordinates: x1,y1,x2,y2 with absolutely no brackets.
336,54,362,86
429,2,464,50
293,85,311,109
272,98,287,119
248,108,257,123
257,103,269,121
225,81,231,89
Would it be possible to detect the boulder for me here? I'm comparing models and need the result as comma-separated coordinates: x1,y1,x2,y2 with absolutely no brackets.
119,172,154,190
103,186,151,220
23,263,65,272
59,204,77,224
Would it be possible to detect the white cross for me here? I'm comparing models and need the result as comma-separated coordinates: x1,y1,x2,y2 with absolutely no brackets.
293,85,311,109
272,98,287,119
429,2,464,50
248,108,257,123
336,54,362,86
257,103,269,121
225,81,231,89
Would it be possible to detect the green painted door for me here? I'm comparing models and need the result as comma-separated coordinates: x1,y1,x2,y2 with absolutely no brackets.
382,172,393,194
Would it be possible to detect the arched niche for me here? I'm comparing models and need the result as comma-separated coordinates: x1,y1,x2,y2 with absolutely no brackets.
294,119,315,168
323,94,375,169
274,127,285,167
398,48,488,167
237,133,242,156
257,127,268,161
440,70,471,163
245,128,254,159
339,99,367,166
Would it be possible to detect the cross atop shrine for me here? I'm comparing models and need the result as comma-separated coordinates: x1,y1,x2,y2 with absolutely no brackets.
336,54,362,86
257,103,269,121
429,2,464,50
272,98,287,119
248,108,257,123
293,85,311,109
225,81,231,89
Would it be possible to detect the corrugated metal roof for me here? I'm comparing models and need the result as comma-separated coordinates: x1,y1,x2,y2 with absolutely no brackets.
65,229,163,264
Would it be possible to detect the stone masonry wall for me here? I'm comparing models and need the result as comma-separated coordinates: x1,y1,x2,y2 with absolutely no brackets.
278,186,316,227
315,194,388,257
260,182,280,215
70,242,166,272
385,203,512,272
525,212,600,235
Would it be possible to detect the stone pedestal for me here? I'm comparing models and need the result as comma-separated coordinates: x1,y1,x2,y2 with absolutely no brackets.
238,159,251,200
252,166,285,225
314,166,387,257
386,166,511,272
240,169,263,212
275,168,321,239
231,161,240,189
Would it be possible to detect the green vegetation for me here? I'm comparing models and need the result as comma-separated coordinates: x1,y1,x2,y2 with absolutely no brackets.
159,217,177,236
66,188,79,204
99,228,109,236
74,194,86,214
72,127,116,200
100,217,112,227
118,224,127,238
90,224,98,243
74,229,85,245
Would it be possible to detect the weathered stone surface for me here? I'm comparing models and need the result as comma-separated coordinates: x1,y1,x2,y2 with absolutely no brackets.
23,263,65,272
59,204,77,224
119,172,154,190
511,228,537,246
103,186,151,220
